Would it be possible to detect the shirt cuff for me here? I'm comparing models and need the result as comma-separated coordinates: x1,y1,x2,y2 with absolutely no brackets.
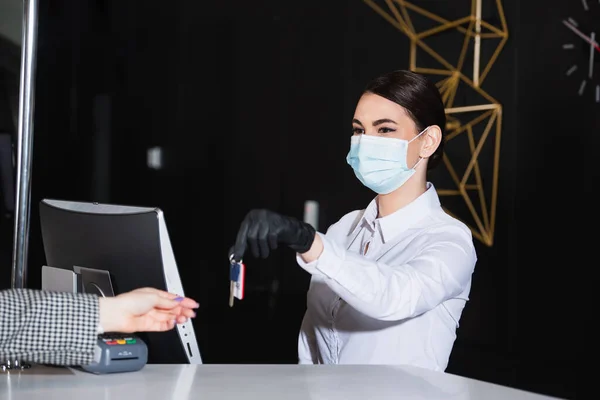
296,252,320,274
296,233,345,279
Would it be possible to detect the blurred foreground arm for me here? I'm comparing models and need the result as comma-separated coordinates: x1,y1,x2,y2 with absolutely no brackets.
0,289,99,366
0,288,198,366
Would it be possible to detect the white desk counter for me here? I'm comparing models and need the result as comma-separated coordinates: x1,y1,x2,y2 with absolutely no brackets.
0,364,559,400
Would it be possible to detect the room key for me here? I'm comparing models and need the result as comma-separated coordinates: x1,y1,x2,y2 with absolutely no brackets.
229,278,235,307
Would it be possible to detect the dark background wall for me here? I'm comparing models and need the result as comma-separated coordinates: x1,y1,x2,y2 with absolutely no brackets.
0,1,586,398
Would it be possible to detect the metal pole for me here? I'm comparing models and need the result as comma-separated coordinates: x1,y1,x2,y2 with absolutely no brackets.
11,0,38,290
2,0,39,372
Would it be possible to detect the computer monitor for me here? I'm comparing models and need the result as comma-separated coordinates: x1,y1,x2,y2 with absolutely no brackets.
38,199,202,365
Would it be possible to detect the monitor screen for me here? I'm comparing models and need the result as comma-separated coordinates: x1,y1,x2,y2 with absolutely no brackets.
39,199,202,364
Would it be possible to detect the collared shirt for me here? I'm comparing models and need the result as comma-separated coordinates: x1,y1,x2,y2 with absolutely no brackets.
296,183,477,371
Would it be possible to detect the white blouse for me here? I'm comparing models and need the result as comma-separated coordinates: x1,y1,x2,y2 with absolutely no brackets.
296,183,477,371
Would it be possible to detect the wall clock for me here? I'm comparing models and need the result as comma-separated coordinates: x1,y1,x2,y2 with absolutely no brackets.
562,0,600,103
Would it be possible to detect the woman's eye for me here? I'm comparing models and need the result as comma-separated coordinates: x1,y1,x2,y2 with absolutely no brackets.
378,127,395,134
352,127,364,135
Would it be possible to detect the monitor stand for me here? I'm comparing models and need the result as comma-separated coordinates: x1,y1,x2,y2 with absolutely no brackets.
74,266,115,297
42,265,115,297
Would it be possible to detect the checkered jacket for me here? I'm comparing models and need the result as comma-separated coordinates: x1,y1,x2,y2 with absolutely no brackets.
0,289,99,366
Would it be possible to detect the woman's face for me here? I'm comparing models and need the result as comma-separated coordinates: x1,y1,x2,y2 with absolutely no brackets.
352,92,424,167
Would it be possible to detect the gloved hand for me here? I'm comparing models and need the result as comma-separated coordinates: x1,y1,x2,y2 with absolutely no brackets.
230,209,316,261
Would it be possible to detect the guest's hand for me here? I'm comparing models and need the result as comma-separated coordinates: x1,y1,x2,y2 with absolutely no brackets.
99,287,199,333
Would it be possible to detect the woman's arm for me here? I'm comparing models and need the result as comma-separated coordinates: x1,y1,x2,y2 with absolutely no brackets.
297,228,476,321
0,287,199,366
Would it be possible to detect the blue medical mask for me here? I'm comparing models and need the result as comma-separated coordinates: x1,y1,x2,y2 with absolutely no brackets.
346,127,429,194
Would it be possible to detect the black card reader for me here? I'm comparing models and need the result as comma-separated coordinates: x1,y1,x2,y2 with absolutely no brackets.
81,333,148,374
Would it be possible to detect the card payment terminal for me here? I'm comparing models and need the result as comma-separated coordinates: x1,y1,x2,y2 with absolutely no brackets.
81,333,148,374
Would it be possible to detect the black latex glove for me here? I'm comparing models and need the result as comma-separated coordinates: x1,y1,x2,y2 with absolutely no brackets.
230,209,316,261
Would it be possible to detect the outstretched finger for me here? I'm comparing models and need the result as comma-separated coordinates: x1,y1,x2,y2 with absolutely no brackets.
233,216,251,261
152,295,184,310
135,288,199,309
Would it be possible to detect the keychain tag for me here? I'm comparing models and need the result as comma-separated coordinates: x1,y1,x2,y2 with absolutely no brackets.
229,254,245,307
231,261,245,300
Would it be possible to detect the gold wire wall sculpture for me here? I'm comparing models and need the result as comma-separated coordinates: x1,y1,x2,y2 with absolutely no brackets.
362,0,508,246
